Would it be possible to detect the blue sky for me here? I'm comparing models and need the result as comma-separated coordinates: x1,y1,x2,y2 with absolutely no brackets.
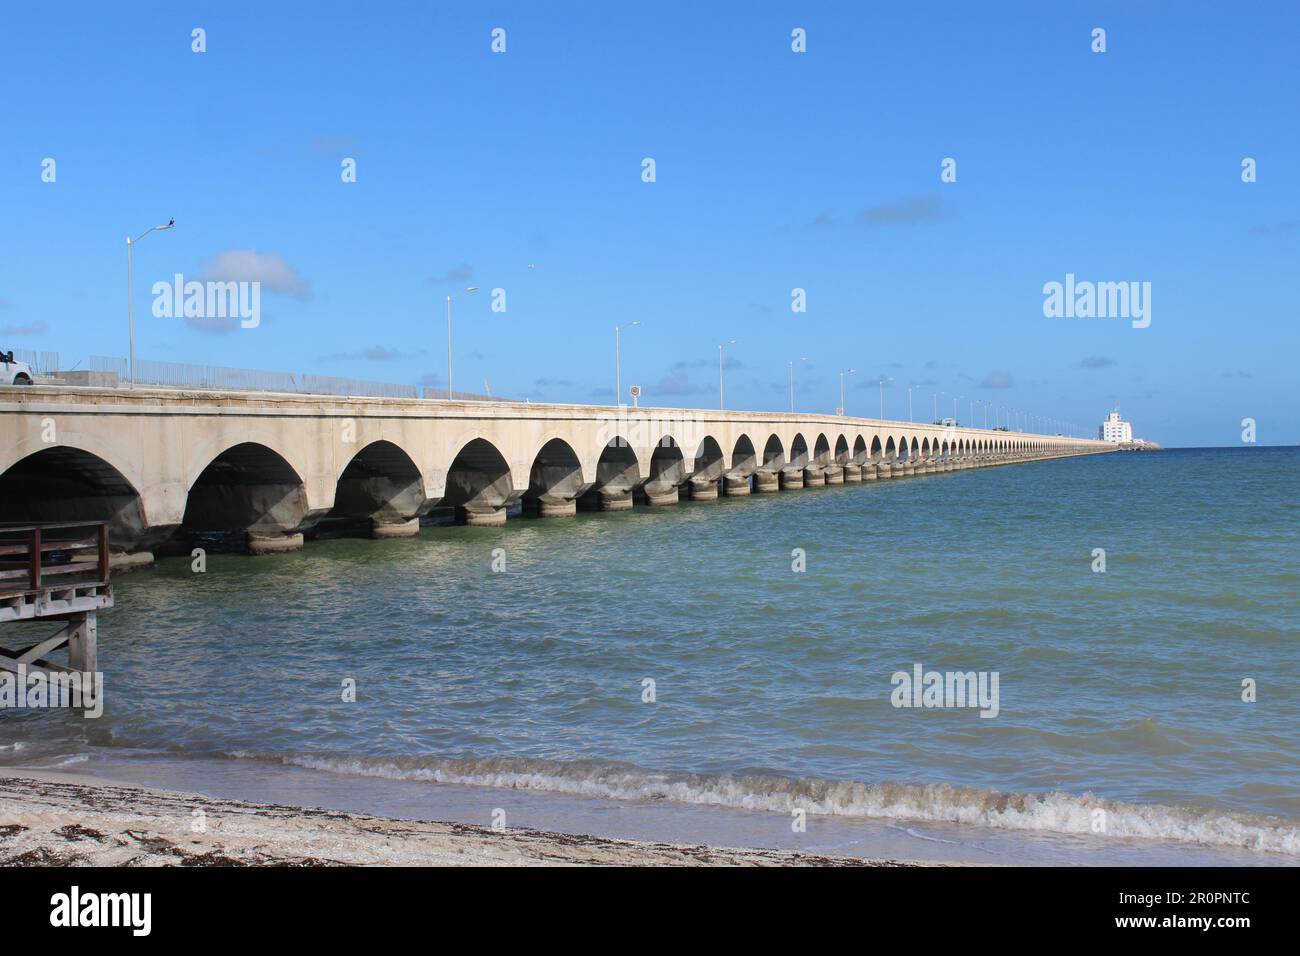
2,1,1297,446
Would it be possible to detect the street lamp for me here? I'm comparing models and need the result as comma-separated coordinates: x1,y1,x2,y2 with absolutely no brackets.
615,320,640,406
126,218,175,387
788,356,807,413
839,368,855,415
445,286,478,399
718,339,736,410
878,377,893,419
907,383,913,422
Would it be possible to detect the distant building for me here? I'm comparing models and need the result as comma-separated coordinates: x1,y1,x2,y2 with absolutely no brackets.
1098,409,1133,443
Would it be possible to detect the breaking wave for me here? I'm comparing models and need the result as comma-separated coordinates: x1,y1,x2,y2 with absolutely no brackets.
225,750,1300,856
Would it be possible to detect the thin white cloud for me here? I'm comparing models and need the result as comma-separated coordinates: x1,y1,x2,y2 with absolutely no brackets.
199,250,311,299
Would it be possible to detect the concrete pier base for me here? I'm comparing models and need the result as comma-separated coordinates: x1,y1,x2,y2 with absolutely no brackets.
246,532,304,555
459,507,507,527
780,470,804,490
599,493,634,511
109,551,155,572
643,487,679,506
525,498,577,517
371,517,420,538
824,466,844,485
688,480,719,501
803,468,825,487
723,475,752,496
753,470,780,493
842,463,862,482
862,464,879,480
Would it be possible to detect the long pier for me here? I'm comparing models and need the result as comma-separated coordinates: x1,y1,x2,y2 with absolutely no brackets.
0,385,1114,558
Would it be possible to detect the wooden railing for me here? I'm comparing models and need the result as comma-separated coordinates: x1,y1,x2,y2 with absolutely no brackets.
0,521,110,596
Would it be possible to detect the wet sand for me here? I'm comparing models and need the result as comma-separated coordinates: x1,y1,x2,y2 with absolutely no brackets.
0,770,928,866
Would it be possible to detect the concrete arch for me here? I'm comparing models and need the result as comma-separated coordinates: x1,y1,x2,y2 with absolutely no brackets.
761,434,785,470
884,436,898,461
0,445,148,551
835,435,851,464
525,437,587,517
182,441,314,550
788,433,810,469
871,435,884,462
691,436,726,480
852,435,868,464
329,439,427,534
441,437,516,525
644,437,685,506
813,433,832,467
730,434,758,475
582,435,642,512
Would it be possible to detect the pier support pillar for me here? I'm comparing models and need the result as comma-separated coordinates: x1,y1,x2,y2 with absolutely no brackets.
246,532,304,555
842,463,862,482
642,486,679,507
524,497,577,517
458,506,507,526
723,475,752,496
803,468,825,487
824,466,844,485
754,470,781,493
780,470,804,490
371,517,420,538
687,479,719,501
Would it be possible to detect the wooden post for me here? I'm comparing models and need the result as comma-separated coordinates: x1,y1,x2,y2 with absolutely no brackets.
67,611,98,677
97,523,109,582
29,527,40,591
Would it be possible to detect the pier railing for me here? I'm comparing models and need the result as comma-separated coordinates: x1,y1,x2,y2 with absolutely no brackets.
0,521,110,598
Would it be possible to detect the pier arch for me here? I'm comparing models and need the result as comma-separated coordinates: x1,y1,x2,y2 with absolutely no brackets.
182,442,314,550
0,446,148,551
330,439,426,533
441,437,517,525
525,437,586,517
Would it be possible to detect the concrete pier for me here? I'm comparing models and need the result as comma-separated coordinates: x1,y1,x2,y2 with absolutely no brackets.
0,384,1114,555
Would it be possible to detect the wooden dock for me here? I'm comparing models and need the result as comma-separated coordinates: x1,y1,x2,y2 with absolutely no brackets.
0,521,112,680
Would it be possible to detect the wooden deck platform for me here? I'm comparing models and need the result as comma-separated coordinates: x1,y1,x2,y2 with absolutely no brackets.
0,521,112,680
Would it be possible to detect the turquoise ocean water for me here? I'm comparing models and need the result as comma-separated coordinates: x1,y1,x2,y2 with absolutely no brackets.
3,447,1297,864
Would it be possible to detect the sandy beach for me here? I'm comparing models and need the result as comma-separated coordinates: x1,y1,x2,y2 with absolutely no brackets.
0,770,926,867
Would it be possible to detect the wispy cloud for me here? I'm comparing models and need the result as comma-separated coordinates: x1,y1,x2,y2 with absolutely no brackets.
858,193,946,226
322,345,426,362
428,263,474,286
1079,355,1115,369
980,371,1014,389
310,134,357,155
1251,219,1300,235
654,371,708,396
199,250,310,298
1,320,47,337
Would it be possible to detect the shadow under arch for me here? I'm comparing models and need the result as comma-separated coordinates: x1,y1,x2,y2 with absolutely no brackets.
0,446,148,551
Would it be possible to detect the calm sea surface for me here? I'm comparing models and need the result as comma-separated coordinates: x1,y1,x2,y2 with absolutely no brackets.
3,447,1297,863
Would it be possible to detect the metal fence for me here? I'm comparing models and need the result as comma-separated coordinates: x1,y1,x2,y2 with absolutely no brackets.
11,350,60,374
85,355,512,401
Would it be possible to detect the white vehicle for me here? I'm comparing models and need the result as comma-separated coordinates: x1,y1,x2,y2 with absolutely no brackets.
1,350,34,385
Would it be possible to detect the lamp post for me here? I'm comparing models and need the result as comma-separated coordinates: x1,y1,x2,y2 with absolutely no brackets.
878,377,893,419
445,286,479,399
907,383,913,422
615,320,640,406
125,218,175,388
718,339,736,410
839,368,855,415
